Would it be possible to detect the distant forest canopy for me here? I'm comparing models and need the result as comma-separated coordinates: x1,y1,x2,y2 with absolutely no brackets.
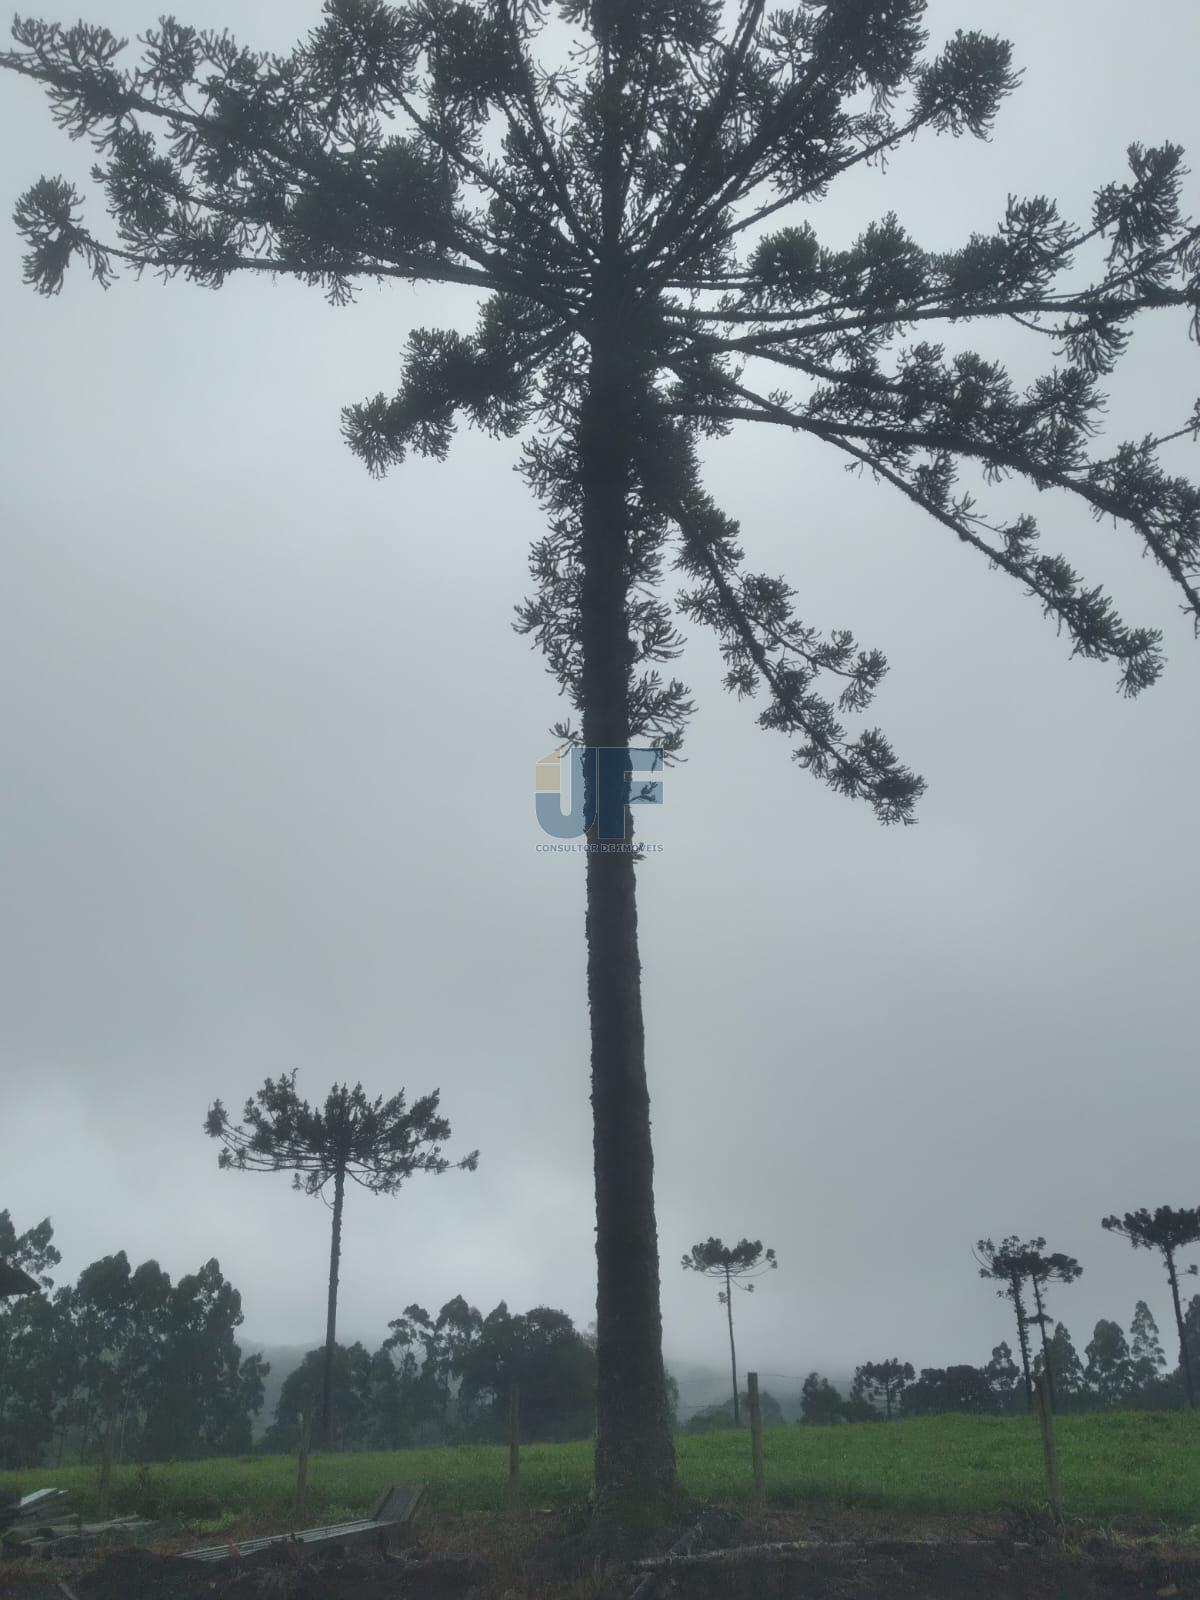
2,1210,1199,1469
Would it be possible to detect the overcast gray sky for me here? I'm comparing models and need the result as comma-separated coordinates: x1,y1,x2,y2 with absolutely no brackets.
2,1,1198,1404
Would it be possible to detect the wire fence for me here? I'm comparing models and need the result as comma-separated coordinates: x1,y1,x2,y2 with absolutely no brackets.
674,1371,828,1413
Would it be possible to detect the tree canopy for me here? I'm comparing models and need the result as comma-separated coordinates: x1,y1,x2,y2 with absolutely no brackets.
205,1072,477,1194
851,1357,914,1419
4,5,1198,811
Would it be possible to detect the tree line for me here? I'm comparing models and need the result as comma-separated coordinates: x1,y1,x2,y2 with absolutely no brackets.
6,1198,1199,1469
687,1294,1200,1433
974,1216,1200,1412
0,1210,604,1469
0,1211,267,1471
757,1213,1200,1429
260,1298,601,1454
783,1293,1200,1430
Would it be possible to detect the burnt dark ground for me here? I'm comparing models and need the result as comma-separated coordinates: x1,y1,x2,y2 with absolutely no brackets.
1,1506,1198,1600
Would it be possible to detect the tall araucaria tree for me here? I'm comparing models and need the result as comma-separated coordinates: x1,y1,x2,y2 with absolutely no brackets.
681,1236,776,1426
1102,1206,1200,1410
204,1073,477,1449
974,1236,1040,1408
1023,1245,1082,1412
4,0,1200,1513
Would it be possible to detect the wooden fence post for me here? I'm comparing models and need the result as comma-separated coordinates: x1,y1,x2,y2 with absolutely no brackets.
295,1405,313,1519
747,1372,765,1513
96,1405,116,1521
1034,1372,1062,1525
506,1384,520,1513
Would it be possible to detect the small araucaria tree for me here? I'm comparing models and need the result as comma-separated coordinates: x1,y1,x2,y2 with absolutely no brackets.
5,0,1200,1514
205,1072,477,1449
974,1236,1039,1408
851,1357,914,1419
681,1236,776,1426
1102,1206,1200,1410
1023,1245,1082,1412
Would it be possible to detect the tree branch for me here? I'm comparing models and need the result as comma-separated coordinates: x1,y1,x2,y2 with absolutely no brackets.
636,0,768,261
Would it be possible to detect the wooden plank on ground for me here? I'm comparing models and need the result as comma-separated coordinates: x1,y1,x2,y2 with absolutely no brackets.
5,1516,169,1560
369,1483,425,1527
1,1487,71,1526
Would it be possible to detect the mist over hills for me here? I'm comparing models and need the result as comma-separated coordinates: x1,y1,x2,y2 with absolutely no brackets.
240,1339,854,1434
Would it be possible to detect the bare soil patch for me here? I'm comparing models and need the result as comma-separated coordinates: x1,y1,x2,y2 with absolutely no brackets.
2,1505,1198,1600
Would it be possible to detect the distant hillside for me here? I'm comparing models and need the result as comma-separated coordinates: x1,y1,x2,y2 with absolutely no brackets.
666,1359,855,1426
238,1340,317,1435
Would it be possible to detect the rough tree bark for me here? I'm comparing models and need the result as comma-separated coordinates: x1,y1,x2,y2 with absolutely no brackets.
1165,1248,1196,1410
725,1265,740,1427
1030,1277,1056,1411
320,1164,346,1449
1009,1275,1034,1410
580,278,677,1515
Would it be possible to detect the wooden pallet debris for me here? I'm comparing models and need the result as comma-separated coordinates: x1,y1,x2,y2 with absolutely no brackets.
179,1482,426,1568
9,1515,169,1560
0,1487,72,1528
1,1486,79,1554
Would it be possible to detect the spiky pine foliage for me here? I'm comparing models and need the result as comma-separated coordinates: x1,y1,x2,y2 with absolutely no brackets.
975,1235,1042,1407
1103,1206,1200,1408
7,4,1198,812
205,1073,476,1448
1020,1245,1082,1410
6,0,1200,1510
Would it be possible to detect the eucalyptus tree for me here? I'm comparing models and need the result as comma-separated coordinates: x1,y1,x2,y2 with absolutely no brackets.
1084,1317,1133,1408
984,1341,1021,1412
4,0,1200,1511
205,1072,476,1448
1033,1322,1085,1411
1102,1206,1200,1409
0,1213,60,1465
0,1212,58,1298
681,1236,776,1425
1128,1298,1167,1396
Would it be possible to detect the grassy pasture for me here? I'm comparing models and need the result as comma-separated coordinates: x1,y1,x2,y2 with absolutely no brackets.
1,1413,1197,1531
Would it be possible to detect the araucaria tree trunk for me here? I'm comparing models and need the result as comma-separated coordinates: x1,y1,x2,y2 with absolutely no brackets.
321,1164,346,1450
725,1265,740,1427
1165,1249,1196,1410
1009,1278,1034,1409
579,279,676,1511
1031,1279,1055,1411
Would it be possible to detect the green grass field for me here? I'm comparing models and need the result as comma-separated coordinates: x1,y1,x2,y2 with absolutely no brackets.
2,1413,1197,1532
